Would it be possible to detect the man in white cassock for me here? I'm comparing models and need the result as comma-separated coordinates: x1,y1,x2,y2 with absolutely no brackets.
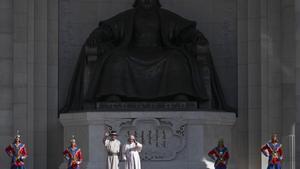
122,135,143,169
103,131,121,169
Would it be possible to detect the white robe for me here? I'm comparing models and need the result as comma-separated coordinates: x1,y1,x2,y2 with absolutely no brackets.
122,142,143,169
105,139,121,169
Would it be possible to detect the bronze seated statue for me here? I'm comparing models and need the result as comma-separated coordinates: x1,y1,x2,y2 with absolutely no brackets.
61,0,231,113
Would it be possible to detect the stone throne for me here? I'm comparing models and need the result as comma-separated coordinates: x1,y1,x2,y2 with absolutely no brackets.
83,44,214,111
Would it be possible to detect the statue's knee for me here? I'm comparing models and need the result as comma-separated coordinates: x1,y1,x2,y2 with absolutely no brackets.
105,95,122,102
173,94,189,101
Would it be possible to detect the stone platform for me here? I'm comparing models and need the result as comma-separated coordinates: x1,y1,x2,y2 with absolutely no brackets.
59,111,236,169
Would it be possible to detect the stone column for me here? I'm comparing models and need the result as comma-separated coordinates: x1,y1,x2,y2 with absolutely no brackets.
260,0,283,139
47,0,64,168
0,0,13,168
247,0,262,168
281,0,296,169
295,0,300,167
32,0,48,167
12,0,35,167
234,0,249,168
11,0,49,168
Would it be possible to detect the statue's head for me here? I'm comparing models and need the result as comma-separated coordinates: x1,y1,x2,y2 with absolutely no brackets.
133,0,161,9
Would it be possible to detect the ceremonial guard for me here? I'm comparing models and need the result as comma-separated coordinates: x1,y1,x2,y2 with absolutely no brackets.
103,131,121,169
63,136,83,169
208,139,230,169
261,134,283,169
5,130,28,169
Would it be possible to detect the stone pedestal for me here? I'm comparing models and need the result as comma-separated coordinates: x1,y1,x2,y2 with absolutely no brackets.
59,111,236,169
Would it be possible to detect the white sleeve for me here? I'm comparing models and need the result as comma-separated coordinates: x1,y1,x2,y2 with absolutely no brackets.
136,142,143,152
104,140,110,147
117,141,121,153
122,144,127,160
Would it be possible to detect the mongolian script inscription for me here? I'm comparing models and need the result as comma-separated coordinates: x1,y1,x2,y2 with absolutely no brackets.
105,118,186,161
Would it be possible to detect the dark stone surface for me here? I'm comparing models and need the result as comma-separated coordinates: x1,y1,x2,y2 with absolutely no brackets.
60,0,235,113
94,102,199,111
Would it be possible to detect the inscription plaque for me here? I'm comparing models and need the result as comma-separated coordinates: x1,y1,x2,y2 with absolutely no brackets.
105,118,186,161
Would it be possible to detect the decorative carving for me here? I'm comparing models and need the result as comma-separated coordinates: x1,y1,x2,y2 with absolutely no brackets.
104,118,186,161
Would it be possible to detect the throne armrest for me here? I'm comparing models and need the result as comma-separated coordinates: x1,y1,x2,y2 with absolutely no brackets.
196,45,211,66
83,46,98,97
195,45,212,108
85,46,98,62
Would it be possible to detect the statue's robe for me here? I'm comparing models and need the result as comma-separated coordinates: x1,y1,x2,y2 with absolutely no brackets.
61,8,229,113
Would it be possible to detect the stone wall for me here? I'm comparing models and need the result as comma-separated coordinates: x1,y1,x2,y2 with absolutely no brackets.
0,0,13,168
0,0,62,168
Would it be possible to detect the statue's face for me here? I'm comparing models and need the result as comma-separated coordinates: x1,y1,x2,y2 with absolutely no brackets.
136,0,159,9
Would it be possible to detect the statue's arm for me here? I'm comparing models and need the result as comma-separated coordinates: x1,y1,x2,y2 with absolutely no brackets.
195,31,210,64
85,22,115,61
178,28,210,63
86,22,114,47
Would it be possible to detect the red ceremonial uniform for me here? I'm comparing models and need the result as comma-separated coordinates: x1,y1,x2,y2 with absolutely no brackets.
5,143,28,168
63,146,83,169
208,146,230,169
261,142,283,165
